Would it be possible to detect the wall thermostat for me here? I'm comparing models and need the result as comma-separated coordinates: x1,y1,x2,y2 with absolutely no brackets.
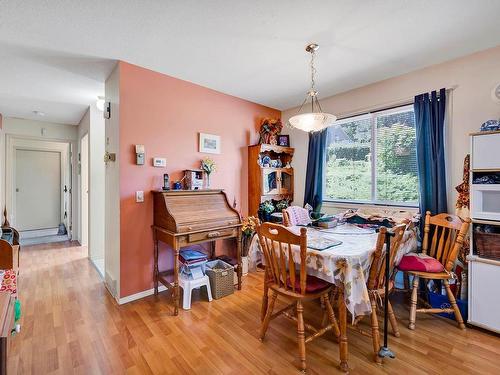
153,157,167,167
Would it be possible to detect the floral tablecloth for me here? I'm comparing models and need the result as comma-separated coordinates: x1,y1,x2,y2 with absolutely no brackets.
249,224,417,318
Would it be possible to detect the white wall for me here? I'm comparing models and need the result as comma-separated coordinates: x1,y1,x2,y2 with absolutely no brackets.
0,117,78,237
104,64,120,300
282,45,500,212
77,104,105,266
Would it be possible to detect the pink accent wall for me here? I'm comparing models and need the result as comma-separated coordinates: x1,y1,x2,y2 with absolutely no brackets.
118,61,280,297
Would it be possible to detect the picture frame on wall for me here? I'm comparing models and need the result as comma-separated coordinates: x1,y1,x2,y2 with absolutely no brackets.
199,133,221,154
277,134,290,147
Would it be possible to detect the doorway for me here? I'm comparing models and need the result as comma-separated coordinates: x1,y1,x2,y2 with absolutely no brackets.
15,149,61,231
8,138,72,245
80,133,89,247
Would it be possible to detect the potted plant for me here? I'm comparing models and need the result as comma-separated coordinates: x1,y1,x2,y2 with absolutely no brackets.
241,216,257,275
275,199,289,212
258,200,274,222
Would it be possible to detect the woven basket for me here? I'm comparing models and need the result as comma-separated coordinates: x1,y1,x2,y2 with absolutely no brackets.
205,260,234,299
474,231,500,261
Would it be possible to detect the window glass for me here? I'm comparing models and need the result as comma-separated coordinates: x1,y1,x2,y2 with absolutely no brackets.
325,115,372,201
324,105,418,206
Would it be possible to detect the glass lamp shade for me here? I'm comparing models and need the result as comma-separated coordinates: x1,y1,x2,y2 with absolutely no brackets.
288,112,337,132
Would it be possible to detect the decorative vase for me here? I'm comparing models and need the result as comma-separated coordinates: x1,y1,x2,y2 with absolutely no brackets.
206,173,211,189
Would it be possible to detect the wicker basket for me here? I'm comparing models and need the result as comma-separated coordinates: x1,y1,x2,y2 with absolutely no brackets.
205,260,234,299
474,231,500,261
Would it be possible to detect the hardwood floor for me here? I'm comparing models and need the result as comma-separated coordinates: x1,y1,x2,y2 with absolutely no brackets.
8,241,500,374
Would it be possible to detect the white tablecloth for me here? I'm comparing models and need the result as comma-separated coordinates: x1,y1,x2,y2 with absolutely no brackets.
249,224,417,317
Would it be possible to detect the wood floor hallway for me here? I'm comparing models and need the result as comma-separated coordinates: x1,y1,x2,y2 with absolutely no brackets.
8,242,500,374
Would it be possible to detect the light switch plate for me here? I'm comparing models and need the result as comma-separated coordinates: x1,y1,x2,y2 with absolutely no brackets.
136,191,144,203
153,157,166,167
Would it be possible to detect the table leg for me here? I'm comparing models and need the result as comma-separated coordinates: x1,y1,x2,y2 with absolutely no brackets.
153,229,159,296
236,229,242,290
338,287,349,372
173,242,180,316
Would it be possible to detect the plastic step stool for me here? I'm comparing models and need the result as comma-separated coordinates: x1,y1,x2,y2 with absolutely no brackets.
179,274,213,310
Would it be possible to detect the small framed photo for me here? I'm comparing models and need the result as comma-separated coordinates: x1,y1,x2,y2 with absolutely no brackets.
199,133,221,154
277,135,290,147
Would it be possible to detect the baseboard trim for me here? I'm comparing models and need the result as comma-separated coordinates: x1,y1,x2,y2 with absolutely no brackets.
90,258,105,279
118,285,167,305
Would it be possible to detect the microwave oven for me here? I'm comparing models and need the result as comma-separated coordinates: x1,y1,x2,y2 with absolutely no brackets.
471,184,500,221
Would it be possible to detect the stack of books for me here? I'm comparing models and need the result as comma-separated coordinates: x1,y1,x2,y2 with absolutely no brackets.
180,249,208,280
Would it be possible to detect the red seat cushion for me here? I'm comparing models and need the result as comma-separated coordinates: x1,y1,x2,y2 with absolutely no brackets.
286,274,331,293
398,253,445,273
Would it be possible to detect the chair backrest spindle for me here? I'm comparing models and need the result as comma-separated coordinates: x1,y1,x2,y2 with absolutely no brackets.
255,220,308,295
421,211,471,272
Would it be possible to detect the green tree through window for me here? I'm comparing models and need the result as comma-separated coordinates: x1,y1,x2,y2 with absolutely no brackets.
324,105,418,206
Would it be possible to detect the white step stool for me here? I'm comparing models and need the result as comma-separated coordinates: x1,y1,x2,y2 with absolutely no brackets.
179,273,213,310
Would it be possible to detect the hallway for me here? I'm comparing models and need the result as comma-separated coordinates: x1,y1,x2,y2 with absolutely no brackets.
8,242,500,374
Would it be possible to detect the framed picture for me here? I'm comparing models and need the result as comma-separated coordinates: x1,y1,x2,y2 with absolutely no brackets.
199,133,221,154
277,134,290,147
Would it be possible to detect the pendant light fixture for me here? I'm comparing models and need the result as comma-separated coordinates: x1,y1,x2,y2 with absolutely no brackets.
288,43,336,132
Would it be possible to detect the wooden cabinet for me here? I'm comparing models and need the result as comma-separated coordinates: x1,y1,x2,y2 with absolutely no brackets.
261,168,294,196
248,144,295,216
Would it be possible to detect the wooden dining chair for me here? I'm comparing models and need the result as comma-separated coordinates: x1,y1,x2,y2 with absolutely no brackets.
398,211,471,330
346,225,406,363
256,221,339,372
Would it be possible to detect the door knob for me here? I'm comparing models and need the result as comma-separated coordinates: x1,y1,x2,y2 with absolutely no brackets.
16,188,19,192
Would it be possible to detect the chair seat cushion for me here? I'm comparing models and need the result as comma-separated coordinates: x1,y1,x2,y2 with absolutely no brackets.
286,274,331,293
398,253,444,273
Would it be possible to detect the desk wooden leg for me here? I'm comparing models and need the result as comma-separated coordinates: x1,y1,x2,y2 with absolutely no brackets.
173,243,180,316
153,229,159,296
338,288,349,372
236,229,242,290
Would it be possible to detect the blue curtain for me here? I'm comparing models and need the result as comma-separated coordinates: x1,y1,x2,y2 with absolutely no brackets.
304,129,328,212
414,88,448,216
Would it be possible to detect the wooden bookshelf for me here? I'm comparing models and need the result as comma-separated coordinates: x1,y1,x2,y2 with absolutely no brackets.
248,144,295,216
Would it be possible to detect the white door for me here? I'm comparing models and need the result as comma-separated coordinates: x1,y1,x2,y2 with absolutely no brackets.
81,134,89,246
15,149,61,231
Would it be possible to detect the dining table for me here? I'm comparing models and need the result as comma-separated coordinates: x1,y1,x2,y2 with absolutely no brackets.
249,223,417,372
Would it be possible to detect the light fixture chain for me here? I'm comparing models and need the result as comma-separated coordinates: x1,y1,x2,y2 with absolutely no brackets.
310,49,316,92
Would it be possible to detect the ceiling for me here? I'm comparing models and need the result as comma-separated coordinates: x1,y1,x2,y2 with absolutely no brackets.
1,0,500,125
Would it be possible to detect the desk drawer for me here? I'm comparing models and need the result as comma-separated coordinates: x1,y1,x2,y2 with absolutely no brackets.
188,228,237,243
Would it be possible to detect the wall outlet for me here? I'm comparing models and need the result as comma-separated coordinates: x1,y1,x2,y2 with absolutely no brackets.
136,191,144,203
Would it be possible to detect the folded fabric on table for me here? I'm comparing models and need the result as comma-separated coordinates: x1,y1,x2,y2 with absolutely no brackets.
341,207,420,227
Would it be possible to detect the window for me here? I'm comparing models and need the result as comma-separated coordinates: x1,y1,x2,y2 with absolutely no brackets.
324,104,418,206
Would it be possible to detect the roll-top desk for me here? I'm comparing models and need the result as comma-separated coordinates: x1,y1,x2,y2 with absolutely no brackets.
152,189,242,315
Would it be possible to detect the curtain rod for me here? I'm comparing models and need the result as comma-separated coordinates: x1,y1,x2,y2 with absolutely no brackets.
334,85,458,120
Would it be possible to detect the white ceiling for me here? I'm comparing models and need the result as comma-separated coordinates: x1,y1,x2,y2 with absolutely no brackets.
1,0,500,125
